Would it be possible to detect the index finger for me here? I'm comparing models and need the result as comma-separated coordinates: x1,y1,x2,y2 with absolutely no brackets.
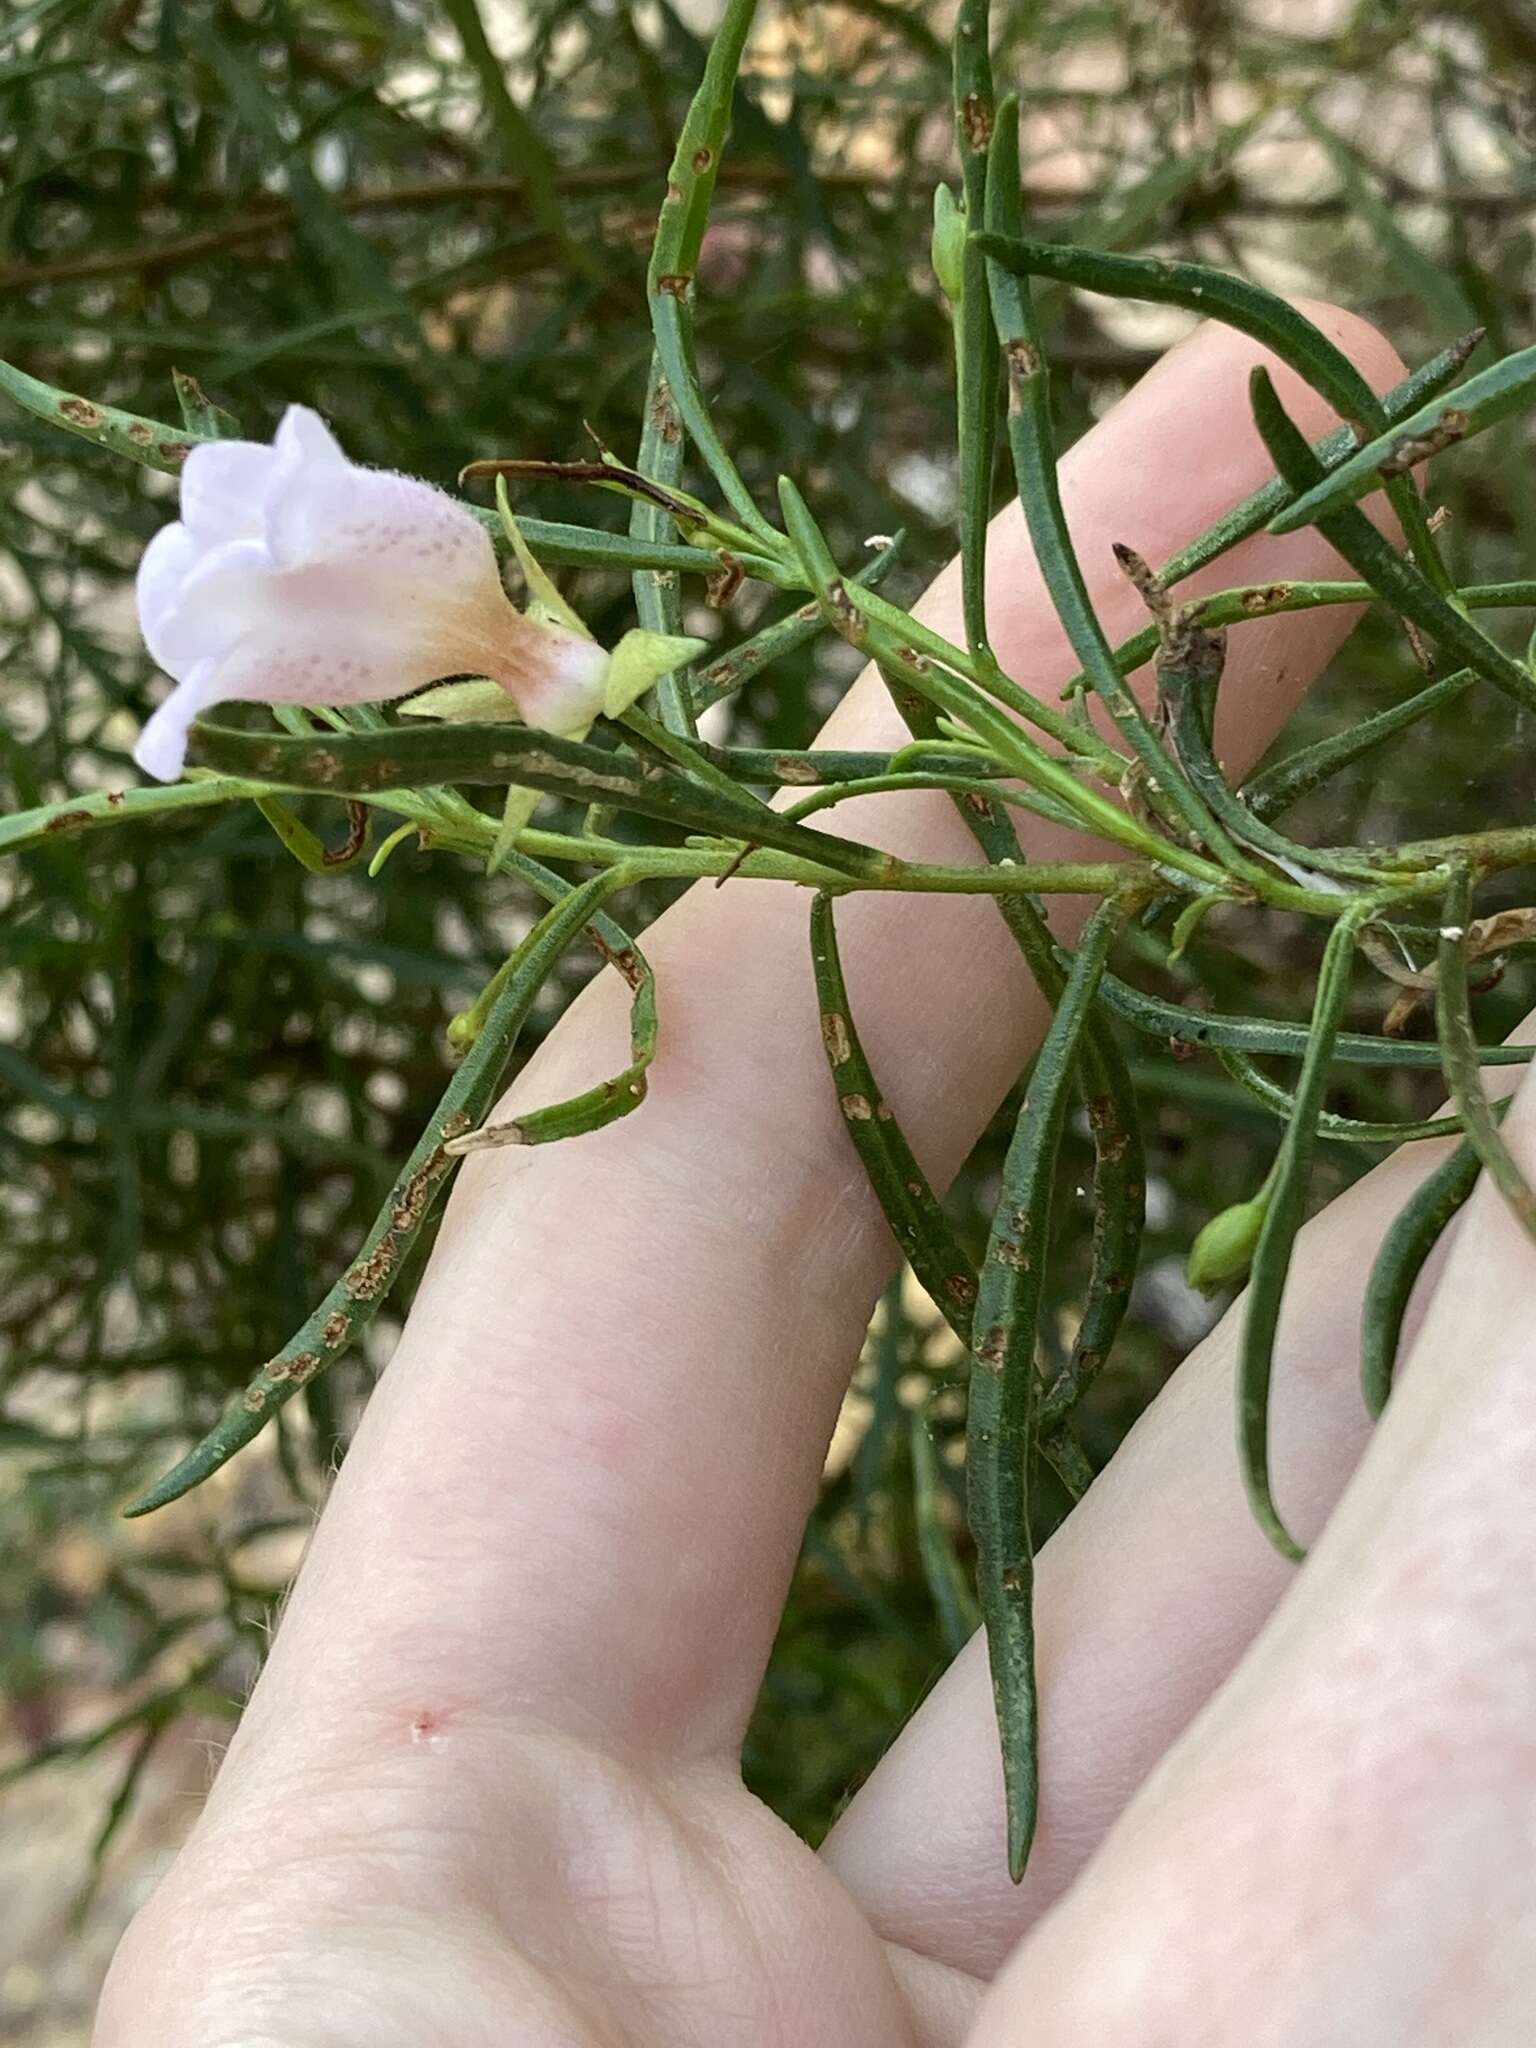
219,305,1407,1785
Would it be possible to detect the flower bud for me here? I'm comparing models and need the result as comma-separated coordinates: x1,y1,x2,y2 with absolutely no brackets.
1186,1189,1271,1294
931,184,967,304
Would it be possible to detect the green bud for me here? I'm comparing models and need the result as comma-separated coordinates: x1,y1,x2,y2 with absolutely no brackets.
931,183,966,304
1186,1191,1270,1294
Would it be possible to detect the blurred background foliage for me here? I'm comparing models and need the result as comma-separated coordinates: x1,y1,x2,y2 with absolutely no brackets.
1,0,1533,2028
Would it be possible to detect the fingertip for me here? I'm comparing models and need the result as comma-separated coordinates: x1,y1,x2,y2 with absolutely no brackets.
1288,295,1410,403
1155,295,1408,443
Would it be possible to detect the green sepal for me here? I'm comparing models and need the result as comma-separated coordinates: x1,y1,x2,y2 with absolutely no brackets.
495,476,592,640
399,677,522,723
603,629,708,719
489,783,541,874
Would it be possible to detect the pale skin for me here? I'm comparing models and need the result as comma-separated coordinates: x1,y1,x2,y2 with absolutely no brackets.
97,306,1536,2047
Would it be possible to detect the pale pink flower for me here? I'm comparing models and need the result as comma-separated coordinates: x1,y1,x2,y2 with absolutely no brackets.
133,405,611,781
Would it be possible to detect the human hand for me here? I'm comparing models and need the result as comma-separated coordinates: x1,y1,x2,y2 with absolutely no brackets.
99,303,1527,2048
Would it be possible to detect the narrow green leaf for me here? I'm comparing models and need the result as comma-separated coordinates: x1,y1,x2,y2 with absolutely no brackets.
697,740,1005,787
449,930,657,1149
1039,1429,1095,1503
0,777,258,856
1360,1141,1480,1419
1243,669,1477,822
1168,890,1225,961
1248,366,1536,719
776,472,846,597
0,355,203,472
975,233,1382,427
1216,1049,1465,1144
884,684,1143,1434
184,718,891,882
1435,867,1536,1246
812,872,1099,1564
1238,904,1370,1562
969,893,1126,1882
254,796,370,874
810,892,982,1340
1134,550,1380,883
1099,973,1536,1071
781,768,1080,836
1154,329,1485,594
1269,342,1536,534
122,870,632,1516
976,230,1457,600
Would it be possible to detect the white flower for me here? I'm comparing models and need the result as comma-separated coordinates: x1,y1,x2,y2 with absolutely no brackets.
133,405,613,782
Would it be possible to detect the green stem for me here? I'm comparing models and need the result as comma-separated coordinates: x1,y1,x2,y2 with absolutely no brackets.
646,0,780,545
980,106,1243,861
951,0,998,664
848,582,1123,769
631,355,696,735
